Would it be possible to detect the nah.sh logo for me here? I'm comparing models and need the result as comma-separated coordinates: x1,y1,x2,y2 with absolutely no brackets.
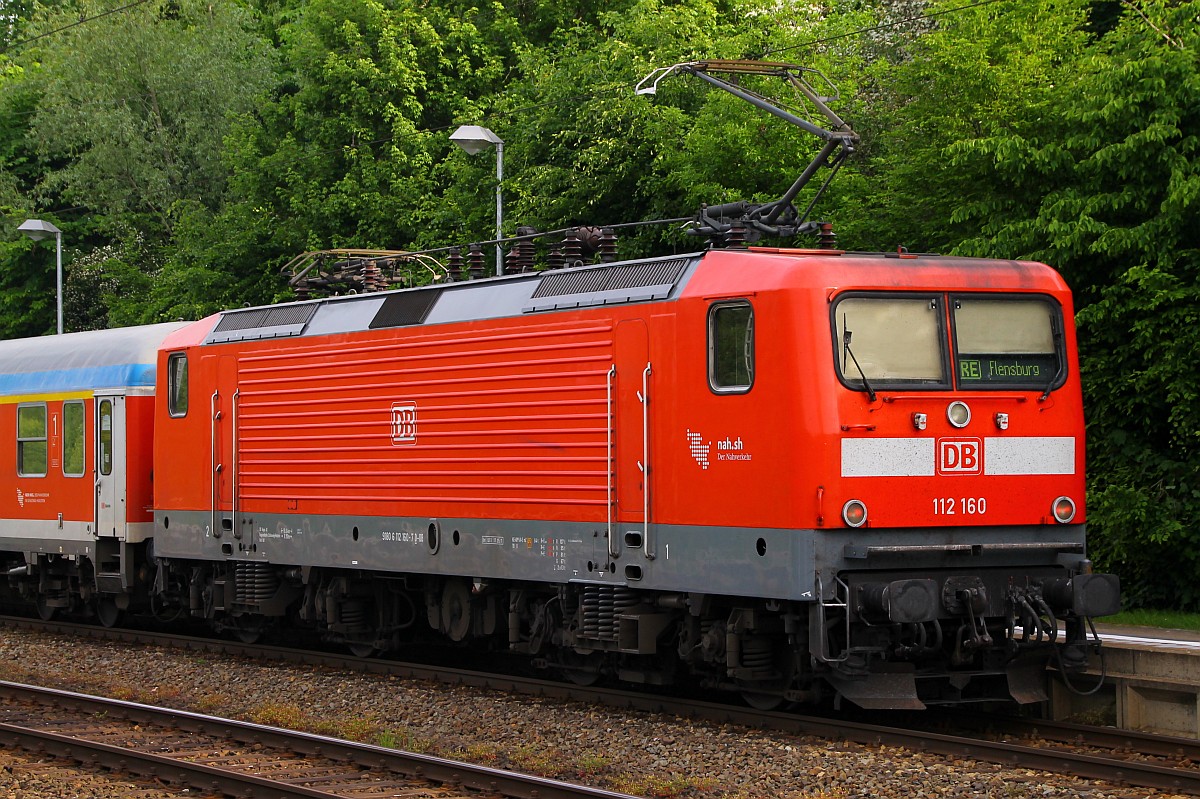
686,430,710,470
938,438,982,475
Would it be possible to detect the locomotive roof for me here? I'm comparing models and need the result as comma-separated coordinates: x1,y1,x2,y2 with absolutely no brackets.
164,248,1068,349
185,253,706,346
0,322,190,397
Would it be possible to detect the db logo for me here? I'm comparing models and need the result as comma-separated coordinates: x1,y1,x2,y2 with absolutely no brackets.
938,438,982,475
390,402,417,446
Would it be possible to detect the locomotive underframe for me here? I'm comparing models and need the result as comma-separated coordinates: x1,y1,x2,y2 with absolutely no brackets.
0,511,1115,709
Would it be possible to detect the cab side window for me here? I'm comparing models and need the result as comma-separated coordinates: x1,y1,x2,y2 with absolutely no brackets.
168,353,188,417
17,403,47,477
709,301,754,393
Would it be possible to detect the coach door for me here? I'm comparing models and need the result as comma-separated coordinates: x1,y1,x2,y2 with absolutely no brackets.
614,320,652,559
94,393,127,538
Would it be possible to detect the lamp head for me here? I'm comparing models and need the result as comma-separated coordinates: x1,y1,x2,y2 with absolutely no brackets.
18,218,61,242
450,125,503,155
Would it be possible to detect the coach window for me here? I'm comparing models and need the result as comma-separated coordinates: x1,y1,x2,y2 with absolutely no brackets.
168,353,188,417
99,399,114,476
62,401,85,477
16,403,48,477
709,301,754,393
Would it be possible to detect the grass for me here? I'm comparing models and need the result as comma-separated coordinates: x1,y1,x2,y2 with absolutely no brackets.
376,727,432,753
1104,608,1200,630
509,745,561,777
609,774,717,798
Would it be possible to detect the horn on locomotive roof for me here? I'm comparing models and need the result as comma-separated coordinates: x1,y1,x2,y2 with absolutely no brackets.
636,59,859,244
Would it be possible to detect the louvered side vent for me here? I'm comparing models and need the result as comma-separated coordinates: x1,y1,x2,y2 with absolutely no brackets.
524,257,692,313
369,288,443,329
206,303,319,344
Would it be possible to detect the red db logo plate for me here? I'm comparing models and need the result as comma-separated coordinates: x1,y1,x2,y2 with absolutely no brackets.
937,438,982,475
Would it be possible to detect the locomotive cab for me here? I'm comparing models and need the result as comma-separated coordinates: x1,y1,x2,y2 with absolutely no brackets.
804,255,1120,707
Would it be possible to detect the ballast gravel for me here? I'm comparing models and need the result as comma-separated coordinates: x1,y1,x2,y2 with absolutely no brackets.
0,627,1184,799
0,748,187,798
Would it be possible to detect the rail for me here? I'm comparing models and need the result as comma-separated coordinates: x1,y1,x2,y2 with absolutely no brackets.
6,615,1200,796
0,678,644,799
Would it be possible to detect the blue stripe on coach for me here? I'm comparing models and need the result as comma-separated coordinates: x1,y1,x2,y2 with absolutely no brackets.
0,363,157,397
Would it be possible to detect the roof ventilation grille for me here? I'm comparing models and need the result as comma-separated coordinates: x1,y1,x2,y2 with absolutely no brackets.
525,257,691,312
206,303,319,344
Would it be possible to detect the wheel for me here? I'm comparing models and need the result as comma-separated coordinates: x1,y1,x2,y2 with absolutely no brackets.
35,595,56,621
440,580,472,642
233,627,263,644
95,597,122,628
564,667,602,686
740,689,784,710
347,642,379,658
557,650,602,685
736,635,794,711
223,616,265,644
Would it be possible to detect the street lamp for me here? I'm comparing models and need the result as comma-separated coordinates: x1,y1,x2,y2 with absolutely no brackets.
450,125,504,276
18,218,63,335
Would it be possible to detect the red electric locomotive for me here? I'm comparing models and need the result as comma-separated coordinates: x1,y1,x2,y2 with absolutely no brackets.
136,245,1116,708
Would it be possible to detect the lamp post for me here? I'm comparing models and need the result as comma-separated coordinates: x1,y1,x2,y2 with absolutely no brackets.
18,219,63,335
450,125,504,276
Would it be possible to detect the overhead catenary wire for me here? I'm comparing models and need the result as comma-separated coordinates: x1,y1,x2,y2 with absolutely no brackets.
761,0,1009,58
2,0,156,54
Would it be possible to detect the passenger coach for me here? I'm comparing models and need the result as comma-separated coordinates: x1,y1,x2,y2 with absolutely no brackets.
0,323,187,624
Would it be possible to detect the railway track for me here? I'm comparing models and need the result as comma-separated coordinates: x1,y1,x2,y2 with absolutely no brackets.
0,678,644,799
3,614,1198,796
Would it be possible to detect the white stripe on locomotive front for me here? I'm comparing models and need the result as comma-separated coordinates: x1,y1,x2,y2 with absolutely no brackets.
840,436,1076,477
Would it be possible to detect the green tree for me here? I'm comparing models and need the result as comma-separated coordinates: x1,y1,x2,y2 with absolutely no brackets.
1035,4,1200,607
23,0,276,239
158,0,524,318
826,0,1093,253
0,0,276,330
0,56,59,338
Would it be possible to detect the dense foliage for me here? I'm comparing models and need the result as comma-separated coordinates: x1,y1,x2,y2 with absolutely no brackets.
1,0,1196,606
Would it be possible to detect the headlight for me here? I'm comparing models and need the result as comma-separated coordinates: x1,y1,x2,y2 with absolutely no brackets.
947,401,971,428
842,499,868,528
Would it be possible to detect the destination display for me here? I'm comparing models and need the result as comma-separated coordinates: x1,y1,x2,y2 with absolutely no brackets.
956,352,1059,385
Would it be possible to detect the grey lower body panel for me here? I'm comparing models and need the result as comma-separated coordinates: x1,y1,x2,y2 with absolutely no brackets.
0,536,103,562
154,511,817,600
154,511,1086,601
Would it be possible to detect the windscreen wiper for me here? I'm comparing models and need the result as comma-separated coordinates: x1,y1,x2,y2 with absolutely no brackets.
842,325,877,402
1040,313,1065,401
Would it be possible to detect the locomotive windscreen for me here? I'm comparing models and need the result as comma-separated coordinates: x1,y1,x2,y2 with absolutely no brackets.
833,295,948,387
833,292,1066,392
952,296,1063,389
